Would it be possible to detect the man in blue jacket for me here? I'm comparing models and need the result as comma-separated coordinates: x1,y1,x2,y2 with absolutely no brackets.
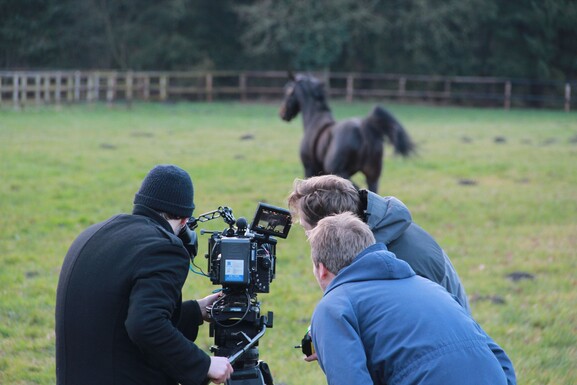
307,212,516,385
288,174,470,312
56,164,233,385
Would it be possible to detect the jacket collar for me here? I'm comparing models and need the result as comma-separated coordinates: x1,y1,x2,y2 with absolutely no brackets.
132,204,174,234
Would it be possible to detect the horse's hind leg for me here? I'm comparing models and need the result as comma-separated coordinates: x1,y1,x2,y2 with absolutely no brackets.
301,151,323,178
366,176,379,194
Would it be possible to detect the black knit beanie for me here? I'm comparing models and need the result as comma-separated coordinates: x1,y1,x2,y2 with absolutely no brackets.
134,164,194,218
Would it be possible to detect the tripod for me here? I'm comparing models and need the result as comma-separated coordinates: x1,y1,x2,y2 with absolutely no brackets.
208,292,275,385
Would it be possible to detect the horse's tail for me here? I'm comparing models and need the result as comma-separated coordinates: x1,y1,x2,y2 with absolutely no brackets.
366,106,416,157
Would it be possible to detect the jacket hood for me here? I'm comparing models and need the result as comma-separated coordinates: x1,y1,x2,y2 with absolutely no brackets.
324,243,415,295
365,192,412,244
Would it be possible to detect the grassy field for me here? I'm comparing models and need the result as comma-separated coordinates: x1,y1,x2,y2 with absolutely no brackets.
1,101,576,385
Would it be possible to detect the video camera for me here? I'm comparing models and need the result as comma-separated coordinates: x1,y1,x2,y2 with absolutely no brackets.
179,202,292,385
206,203,290,293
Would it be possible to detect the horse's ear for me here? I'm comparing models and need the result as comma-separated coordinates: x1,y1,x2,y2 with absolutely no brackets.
288,71,295,81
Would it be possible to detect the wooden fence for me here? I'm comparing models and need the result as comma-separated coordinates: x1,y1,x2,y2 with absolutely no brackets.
0,70,574,111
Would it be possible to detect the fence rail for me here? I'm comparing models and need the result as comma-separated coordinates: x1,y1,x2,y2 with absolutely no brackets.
0,70,574,111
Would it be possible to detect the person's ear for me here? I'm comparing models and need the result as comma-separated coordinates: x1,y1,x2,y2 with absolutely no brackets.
317,262,330,280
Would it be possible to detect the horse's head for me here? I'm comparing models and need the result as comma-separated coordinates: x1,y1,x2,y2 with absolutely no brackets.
279,73,301,122
279,73,328,122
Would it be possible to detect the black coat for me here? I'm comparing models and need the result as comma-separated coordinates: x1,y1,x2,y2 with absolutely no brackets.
56,204,211,385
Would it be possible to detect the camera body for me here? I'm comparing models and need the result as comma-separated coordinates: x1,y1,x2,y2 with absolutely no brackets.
206,202,291,294
208,236,273,293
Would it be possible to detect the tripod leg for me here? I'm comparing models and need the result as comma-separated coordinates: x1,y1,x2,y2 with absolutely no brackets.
226,365,266,385
258,361,274,385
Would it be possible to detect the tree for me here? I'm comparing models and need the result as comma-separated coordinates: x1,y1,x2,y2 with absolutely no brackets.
0,0,575,80
0,0,57,68
346,0,498,76
235,0,382,71
57,0,207,70
487,0,577,80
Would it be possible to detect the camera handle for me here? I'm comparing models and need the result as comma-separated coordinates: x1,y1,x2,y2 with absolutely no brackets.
228,323,267,365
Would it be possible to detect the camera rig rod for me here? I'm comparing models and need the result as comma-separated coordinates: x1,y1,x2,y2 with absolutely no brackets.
188,206,236,230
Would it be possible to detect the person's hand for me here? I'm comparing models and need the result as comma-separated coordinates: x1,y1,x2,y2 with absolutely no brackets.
304,352,318,362
197,292,222,322
207,356,233,384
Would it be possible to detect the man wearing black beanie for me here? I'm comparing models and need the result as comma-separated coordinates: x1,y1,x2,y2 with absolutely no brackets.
56,164,233,385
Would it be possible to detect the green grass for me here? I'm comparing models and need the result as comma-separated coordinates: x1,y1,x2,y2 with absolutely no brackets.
1,101,576,385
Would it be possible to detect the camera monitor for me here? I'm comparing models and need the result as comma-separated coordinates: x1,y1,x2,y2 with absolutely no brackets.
250,203,292,239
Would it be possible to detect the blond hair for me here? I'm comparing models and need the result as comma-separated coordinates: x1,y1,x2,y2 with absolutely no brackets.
307,212,375,274
287,175,360,227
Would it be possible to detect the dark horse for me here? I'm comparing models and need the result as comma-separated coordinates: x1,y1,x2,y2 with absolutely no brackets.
279,73,415,193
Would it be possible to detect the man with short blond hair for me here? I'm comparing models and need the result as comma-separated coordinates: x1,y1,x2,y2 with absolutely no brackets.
308,210,375,275
307,212,516,385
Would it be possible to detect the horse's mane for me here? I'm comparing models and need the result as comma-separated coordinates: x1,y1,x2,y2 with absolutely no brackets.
296,74,331,112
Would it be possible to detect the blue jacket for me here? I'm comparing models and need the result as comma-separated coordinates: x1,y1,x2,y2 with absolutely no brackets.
311,243,516,385
364,191,471,312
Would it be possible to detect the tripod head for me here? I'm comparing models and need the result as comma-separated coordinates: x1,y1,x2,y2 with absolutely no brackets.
208,290,273,365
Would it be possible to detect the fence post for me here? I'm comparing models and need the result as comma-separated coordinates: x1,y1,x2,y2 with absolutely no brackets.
56,72,62,105
13,73,19,109
565,83,571,112
74,71,81,101
44,74,50,103
21,74,28,105
240,73,247,102
86,75,93,103
346,74,354,102
106,72,116,104
159,74,167,101
93,72,100,101
444,80,452,102
206,73,213,102
35,73,41,104
126,71,134,102
66,73,73,102
323,70,331,96
143,75,150,101
398,77,406,100
504,81,511,110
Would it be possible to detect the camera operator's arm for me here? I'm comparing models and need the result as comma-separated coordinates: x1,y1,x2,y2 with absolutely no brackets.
178,293,221,341
208,357,234,384
197,292,221,321
177,300,203,341
126,244,211,385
